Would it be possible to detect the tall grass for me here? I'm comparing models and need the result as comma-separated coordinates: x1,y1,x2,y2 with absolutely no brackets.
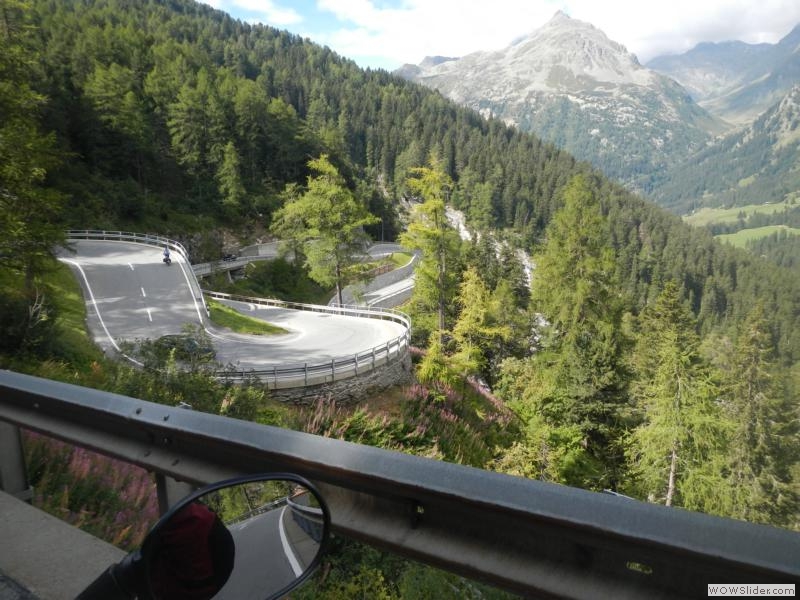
302,383,517,468
23,431,159,551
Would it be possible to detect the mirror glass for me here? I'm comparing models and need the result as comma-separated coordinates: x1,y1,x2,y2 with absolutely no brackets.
144,477,328,600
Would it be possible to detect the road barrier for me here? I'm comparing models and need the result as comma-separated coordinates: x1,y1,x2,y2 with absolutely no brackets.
62,232,412,389
205,291,411,388
1,370,798,599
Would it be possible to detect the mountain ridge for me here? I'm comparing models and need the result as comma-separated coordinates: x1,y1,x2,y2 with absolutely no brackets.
646,84,800,212
648,25,800,124
396,12,726,187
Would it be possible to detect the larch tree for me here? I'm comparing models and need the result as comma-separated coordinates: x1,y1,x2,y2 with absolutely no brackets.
216,141,246,212
0,0,65,352
0,0,64,282
270,155,377,306
627,282,731,511
498,175,631,488
451,266,512,385
399,155,462,338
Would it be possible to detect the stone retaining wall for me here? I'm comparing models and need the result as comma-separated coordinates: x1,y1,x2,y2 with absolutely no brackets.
270,351,414,406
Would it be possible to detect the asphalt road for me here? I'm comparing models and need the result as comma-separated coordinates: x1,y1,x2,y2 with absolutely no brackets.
215,507,298,599
59,240,406,371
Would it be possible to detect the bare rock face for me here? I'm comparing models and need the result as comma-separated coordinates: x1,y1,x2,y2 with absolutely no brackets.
397,11,726,188
648,25,800,125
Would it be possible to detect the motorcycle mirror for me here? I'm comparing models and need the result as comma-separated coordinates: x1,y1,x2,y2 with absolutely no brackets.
78,473,330,600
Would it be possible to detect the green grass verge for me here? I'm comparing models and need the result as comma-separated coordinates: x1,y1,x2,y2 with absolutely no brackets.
684,202,790,227
716,225,800,248
206,298,288,335
47,262,105,364
388,252,413,267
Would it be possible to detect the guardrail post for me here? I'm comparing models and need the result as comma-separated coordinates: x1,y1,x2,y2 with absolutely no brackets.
304,363,308,386
155,474,195,516
0,422,33,501
331,359,335,381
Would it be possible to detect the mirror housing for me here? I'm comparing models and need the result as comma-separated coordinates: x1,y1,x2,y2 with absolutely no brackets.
78,473,330,600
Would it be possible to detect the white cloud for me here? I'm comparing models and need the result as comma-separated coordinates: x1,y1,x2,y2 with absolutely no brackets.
562,0,800,62
208,0,800,68
312,0,800,69
314,0,562,67
225,0,304,26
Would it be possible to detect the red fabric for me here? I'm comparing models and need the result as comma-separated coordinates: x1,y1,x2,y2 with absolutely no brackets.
149,503,220,600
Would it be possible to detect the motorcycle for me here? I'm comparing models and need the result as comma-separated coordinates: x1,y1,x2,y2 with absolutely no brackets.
77,473,330,600
163,255,172,266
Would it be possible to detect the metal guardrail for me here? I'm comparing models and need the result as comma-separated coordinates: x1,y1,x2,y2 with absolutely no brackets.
333,248,420,307
65,230,190,260
195,241,407,278
1,370,798,598
65,230,208,317
287,496,326,543
62,232,411,388
205,291,411,387
193,255,271,278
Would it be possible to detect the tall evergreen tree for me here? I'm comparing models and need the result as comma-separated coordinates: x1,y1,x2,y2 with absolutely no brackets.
399,156,461,338
270,155,377,306
499,175,630,488
0,0,64,287
451,266,511,383
626,282,731,511
216,140,245,212
724,304,799,526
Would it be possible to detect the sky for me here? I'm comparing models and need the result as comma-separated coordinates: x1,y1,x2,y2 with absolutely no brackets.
202,0,800,71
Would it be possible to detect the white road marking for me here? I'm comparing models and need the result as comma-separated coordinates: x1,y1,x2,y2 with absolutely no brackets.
278,506,304,577
58,258,143,367
147,308,153,322
141,287,146,298
128,263,134,271
175,257,207,325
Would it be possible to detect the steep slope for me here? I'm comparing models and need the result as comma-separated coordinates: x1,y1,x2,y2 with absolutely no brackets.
397,11,727,186
20,0,800,367
647,85,800,212
648,25,800,124
647,41,776,103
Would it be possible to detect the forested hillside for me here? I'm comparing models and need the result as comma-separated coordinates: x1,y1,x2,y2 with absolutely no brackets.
644,85,800,214
2,0,799,592
10,0,799,357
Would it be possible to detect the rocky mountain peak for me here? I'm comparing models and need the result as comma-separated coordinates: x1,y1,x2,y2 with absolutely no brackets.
648,22,800,124
410,10,654,96
420,55,458,69
508,10,646,88
395,14,722,187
